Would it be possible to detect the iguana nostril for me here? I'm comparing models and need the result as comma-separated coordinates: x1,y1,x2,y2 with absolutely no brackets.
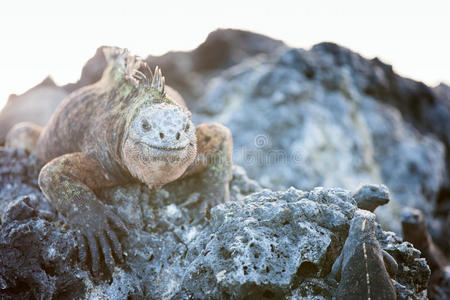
141,120,151,131
176,132,180,140
159,132,164,139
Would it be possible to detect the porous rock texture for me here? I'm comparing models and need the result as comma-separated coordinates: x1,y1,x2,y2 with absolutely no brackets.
0,148,430,299
194,44,448,236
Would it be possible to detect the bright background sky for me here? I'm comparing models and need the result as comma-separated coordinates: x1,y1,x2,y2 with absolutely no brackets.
0,0,449,110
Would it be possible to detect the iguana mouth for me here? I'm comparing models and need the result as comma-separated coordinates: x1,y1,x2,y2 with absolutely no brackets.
138,141,187,151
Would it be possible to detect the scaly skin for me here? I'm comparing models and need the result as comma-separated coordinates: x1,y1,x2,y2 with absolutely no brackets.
329,209,397,300
352,184,390,212
5,47,233,276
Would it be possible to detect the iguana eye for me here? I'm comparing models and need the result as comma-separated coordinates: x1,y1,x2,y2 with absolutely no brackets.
141,120,151,131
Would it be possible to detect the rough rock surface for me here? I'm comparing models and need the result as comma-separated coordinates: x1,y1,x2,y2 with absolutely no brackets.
195,46,447,234
0,149,430,299
146,29,284,105
0,77,68,145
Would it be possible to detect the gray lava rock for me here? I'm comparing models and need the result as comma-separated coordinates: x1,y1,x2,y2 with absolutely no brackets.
0,148,49,216
0,77,68,145
0,196,83,300
146,29,284,105
0,149,430,299
311,43,450,171
178,187,355,299
195,46,446,233
62,46,108,93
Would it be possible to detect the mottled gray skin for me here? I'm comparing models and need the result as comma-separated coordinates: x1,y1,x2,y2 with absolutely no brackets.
330,209,397,300
352,184,390,212
5,48,233,277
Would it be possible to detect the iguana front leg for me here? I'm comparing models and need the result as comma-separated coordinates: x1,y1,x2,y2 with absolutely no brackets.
38,152,128,276
183,123,233,211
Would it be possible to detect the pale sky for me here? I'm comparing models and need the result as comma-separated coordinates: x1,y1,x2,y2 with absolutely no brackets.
0,0,449,110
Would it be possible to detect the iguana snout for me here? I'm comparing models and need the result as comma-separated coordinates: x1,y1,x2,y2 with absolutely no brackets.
122,102,197,188
128,103,195,153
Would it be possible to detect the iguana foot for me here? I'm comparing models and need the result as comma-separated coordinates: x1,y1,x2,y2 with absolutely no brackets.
39,152,128,277
72,202,128,276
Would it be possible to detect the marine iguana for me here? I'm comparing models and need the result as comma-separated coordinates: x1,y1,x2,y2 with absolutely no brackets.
401,208,447,288
352,184,390,212
329,209,398,300
5,47,233,276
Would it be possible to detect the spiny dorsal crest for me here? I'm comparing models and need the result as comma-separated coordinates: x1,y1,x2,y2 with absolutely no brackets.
102,46,165,96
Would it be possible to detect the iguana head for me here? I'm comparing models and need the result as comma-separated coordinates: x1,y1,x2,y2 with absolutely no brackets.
352,184,390,212
103,47,197,188
122,99,197,188
129,102,195,153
